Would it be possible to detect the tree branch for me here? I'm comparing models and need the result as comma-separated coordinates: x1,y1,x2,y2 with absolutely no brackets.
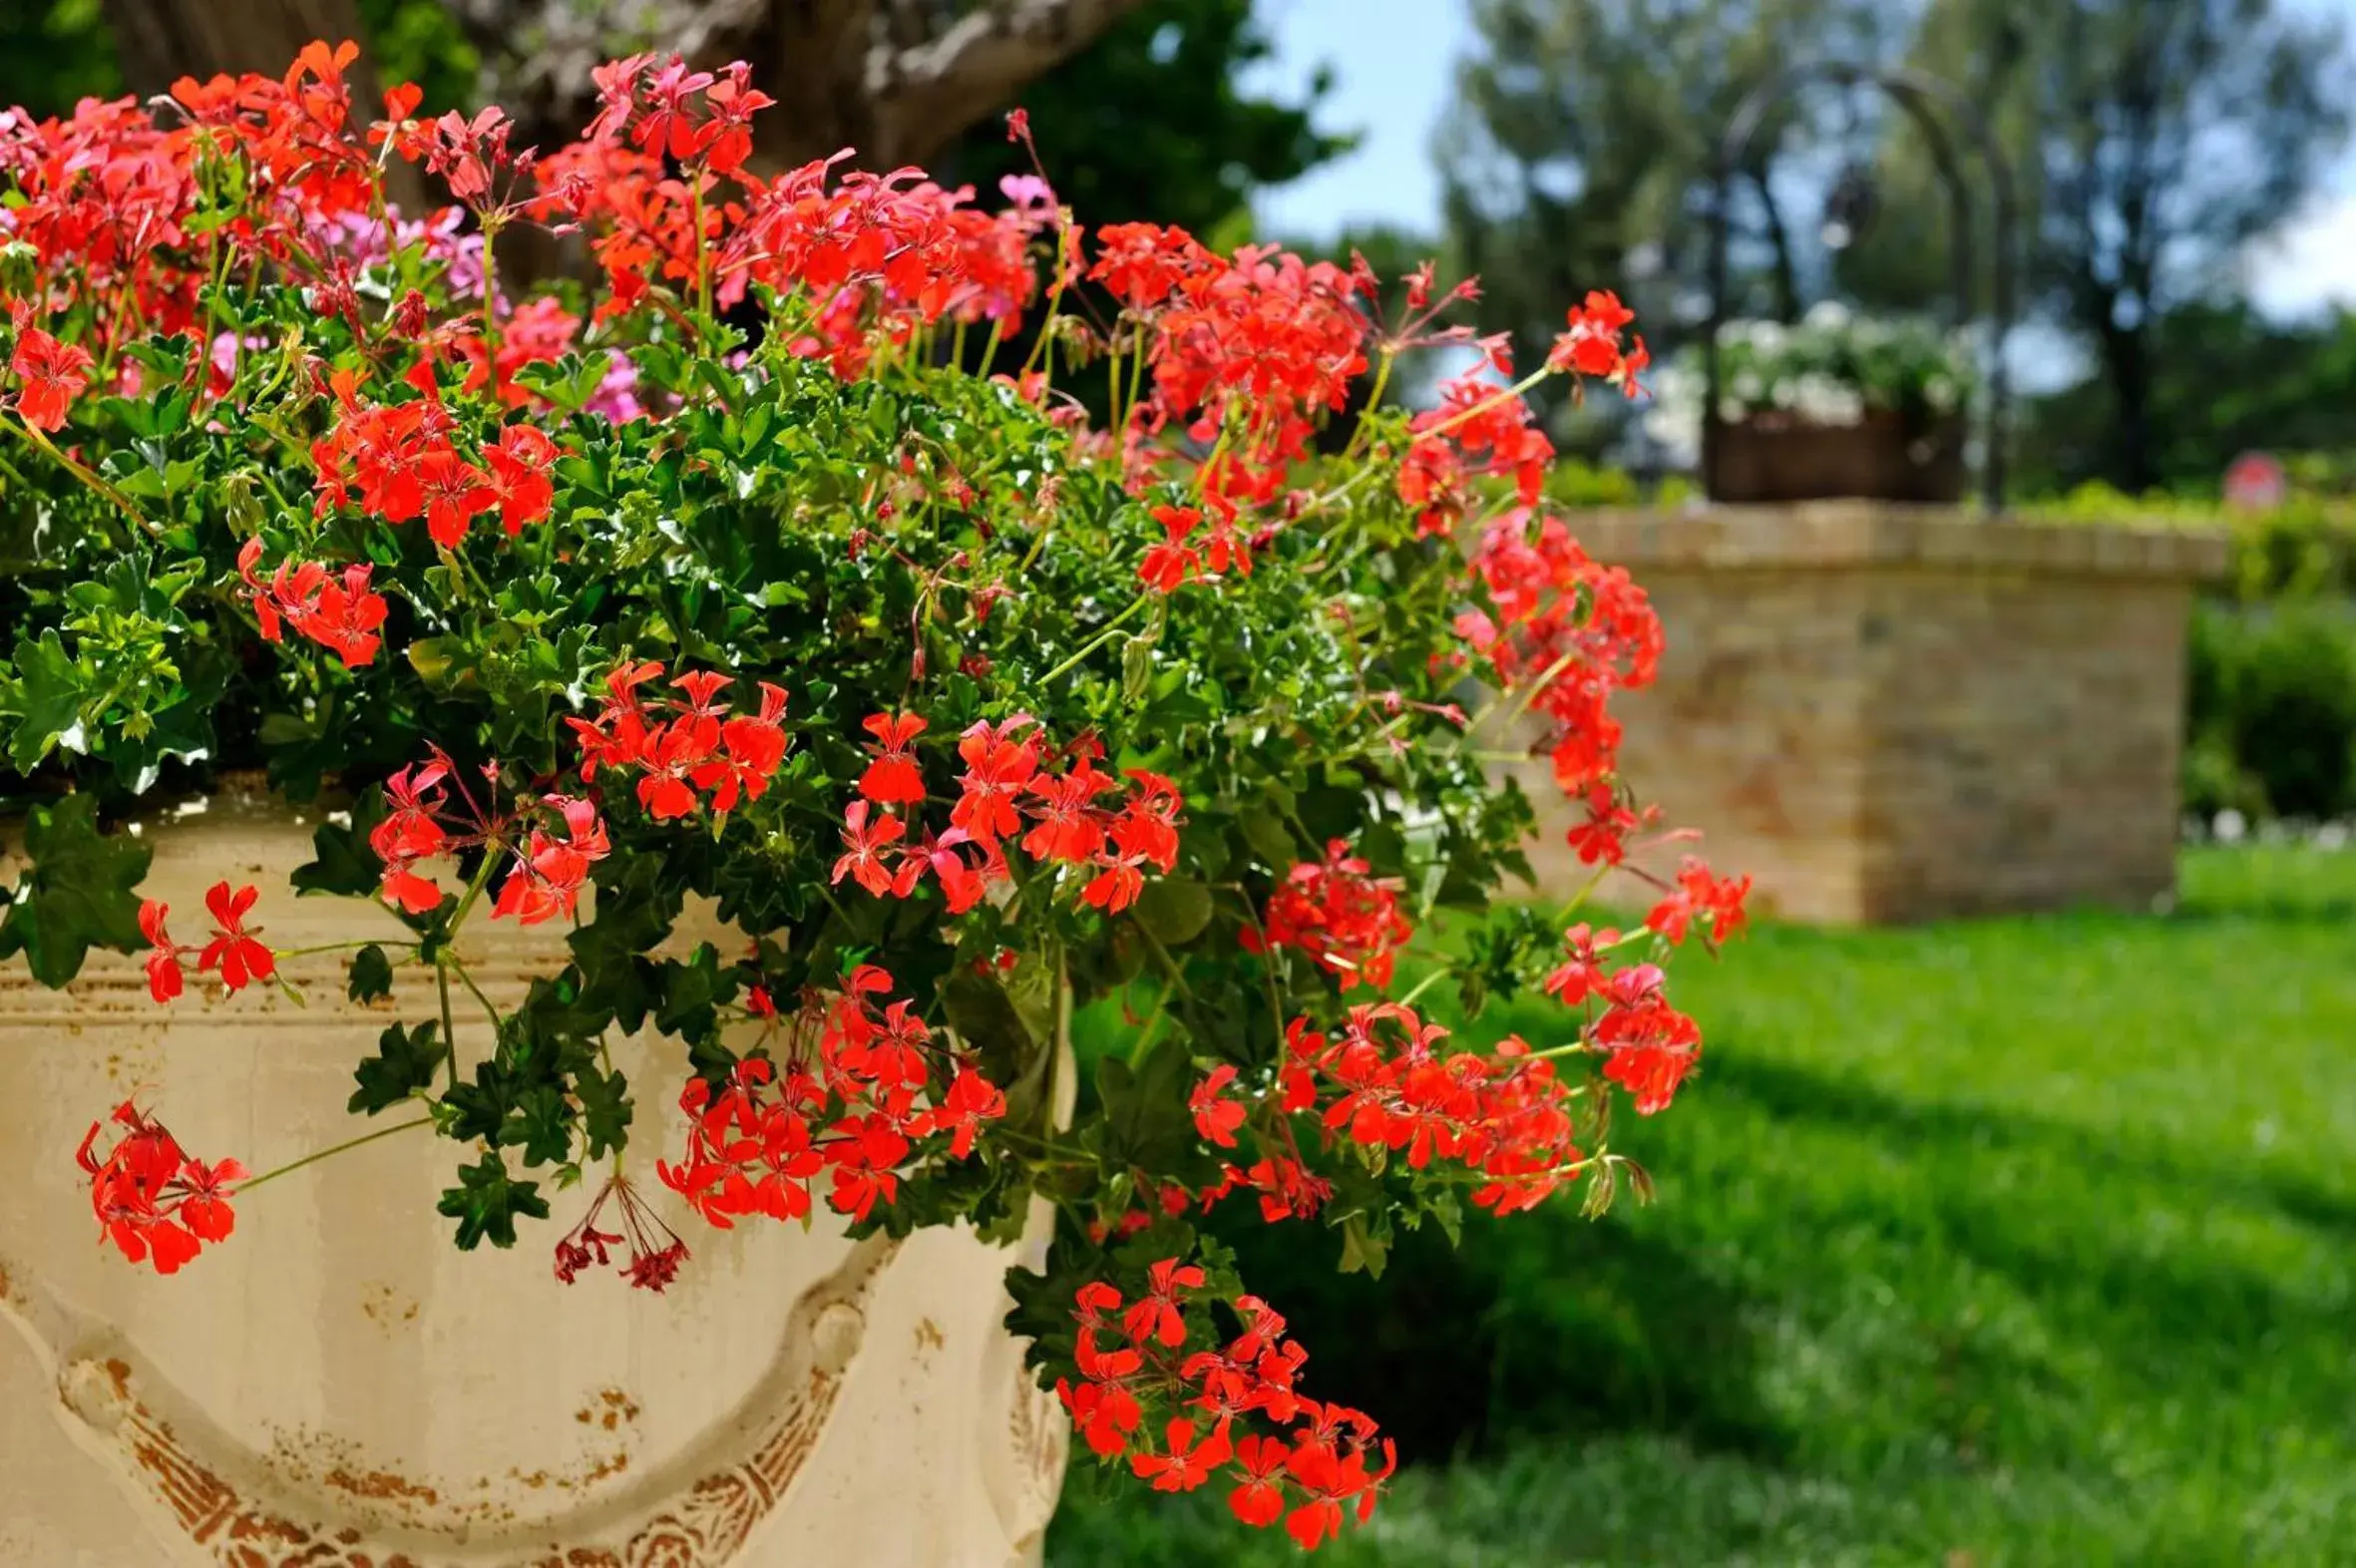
867,0,1153,167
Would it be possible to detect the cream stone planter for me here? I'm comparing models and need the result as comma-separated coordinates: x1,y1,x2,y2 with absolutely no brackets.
0,792,1068,1566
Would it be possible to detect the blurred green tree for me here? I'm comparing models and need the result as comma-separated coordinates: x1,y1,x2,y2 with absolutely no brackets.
1840,0,2350,491
1435,0,1896,425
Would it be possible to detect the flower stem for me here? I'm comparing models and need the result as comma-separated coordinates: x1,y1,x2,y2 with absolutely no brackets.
1039,593,1151,684
1393,966,1450,1010
241,1115,435,1195
437,965,461,1090
7,413,157,537
1468,647,1582,741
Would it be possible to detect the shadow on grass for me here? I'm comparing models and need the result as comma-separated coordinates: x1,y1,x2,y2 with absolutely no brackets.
1210,1200,1792,1469
1701,1049,2356,1244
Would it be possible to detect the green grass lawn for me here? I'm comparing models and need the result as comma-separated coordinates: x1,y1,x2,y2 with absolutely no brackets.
1045,846,2356,1567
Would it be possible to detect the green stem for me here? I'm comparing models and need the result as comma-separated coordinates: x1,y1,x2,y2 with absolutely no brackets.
479,222,500,369
272,939,414,962
691,178,712,323
1394,966,1450,1010
240,1115,435,1195
1038,594,1152,684
1470,647,1583,742
1342,348,1397,460
7,414,157,537
437,965,461,1091
449,958,503,1032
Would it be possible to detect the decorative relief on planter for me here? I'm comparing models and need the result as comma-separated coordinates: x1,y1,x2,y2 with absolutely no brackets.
0,800,1067,1566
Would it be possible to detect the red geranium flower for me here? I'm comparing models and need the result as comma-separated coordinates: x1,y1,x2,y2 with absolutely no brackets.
857,711,929,805
138,899,185,1003
196,881,274,991
11,327,93,432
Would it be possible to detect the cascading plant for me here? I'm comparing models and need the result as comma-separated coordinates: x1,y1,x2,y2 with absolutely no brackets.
0,43,1746,1551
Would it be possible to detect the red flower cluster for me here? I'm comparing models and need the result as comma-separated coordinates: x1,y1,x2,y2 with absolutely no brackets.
656,965,1006,1228
1459,513,1665,858
0,43,378,355
310,370,560,547
1281,1003,1586,1215
367,754,609,924
1241,839,1412,991
1136,502,1255,593
553,1173,689,1292
10,328,94,432
1645,856,1753,948
1126,243,1371,514
1059,1265,1394,1551
235,537,389,667
139,881,276,1000
1543,928,1705,1116
830,713,1183,917
1546,288,1650,394
1397,353,1558,537
76,1099,244,1275
528,59,1040,368
568,660,791,819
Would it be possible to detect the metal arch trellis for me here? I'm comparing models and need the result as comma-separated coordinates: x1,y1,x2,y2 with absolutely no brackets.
1705,62,2018,514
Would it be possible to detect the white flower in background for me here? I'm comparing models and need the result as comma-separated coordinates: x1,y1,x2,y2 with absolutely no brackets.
1802,299,1853,332
1790,373,1865,426
1924,375,1958,414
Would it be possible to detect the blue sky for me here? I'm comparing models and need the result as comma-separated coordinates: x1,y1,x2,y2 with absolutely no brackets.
1241,0,2356,317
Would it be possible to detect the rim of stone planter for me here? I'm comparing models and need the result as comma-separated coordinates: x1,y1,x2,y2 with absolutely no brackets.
1704,410,1965,507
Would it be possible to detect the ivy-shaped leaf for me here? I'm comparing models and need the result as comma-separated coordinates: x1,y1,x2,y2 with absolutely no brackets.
437,1152,550,1251
6,628,87,770
346,943,396,1004
348,1019,445,1114
501,1083,577,1167
0,794,151,986
574,1062,633,1162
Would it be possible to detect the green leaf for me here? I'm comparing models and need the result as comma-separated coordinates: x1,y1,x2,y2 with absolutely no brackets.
291,809,385,900
348,1019,445,1114
346,943,395,1003
652,943,739,1040
437,1152,550,1251
1085,1033,1220,1185
7,629,87,771
0,794,152,986
574,1063,633,1161
1239,806,1297,870
502,1083,577,1167
1132,878,1213,947
1338,1211,1391,1279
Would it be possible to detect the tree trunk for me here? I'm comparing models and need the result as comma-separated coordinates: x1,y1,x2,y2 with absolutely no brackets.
102,0,386,104
1747,165,1802,323
438,0,1154,176
2098,310,2155,493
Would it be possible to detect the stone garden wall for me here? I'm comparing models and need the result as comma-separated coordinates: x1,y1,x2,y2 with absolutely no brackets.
1513,504,2230,923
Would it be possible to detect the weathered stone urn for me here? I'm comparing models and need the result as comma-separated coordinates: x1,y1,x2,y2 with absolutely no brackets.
0,790,1068,1566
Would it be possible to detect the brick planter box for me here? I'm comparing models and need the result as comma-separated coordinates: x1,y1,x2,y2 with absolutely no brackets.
1513,504,2230,924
